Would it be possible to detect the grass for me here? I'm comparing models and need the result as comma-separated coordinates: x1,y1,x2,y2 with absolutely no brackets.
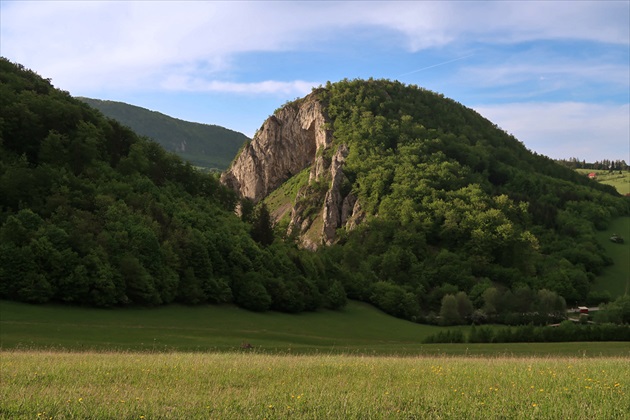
2,300,629,357
0,300,440,354
2,205,629,418
264,167,311,219
593,216,630,297
575,169,630,195
1,351,629,419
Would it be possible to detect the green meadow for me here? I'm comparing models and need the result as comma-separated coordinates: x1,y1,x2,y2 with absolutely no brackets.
2,275,630,419
576,169,630,195
2,351,629,419
1,300,629,357
2,214,629,418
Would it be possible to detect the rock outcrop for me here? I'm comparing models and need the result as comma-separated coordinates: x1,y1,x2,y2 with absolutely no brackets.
221,91,365,248
221,91,332,202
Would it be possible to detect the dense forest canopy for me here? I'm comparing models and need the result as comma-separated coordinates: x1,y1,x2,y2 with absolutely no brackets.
0,58,345,312
78,97,248,171
0,59,627,325
270,78,628,322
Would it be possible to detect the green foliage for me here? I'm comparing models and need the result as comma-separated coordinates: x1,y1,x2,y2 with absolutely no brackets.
233,272,272,312
250,202,275,246
369,281,420,319
312,77,628,321
439,294,462,326
595,295,630,324
78,97,248,171
0,58,344,313
423,328,465,343
3,61,627,324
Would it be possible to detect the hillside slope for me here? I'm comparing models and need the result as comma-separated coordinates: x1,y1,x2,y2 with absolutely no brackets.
2,59,627,324
223,78,629,318
79,97,248,170
0,58,344,312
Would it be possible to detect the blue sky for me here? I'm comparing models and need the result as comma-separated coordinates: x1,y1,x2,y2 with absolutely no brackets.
1,1,628,162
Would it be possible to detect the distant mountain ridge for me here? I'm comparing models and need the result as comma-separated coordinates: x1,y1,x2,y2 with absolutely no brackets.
78,97,248,170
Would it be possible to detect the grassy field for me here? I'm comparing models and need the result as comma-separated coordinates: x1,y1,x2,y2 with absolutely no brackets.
593,216,630,297
1,351,628,419
2,300,629,357
0,299,441,354
575,169,630,195
1,297,629,418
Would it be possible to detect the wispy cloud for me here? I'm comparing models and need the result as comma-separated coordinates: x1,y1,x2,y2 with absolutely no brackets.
2,1,627,93
1,1,627,160
160,76,319,96
398,55,474,77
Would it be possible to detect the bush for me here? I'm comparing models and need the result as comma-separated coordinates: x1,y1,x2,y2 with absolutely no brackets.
233,273,272,312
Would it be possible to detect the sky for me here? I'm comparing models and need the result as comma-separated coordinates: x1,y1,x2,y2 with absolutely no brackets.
1,1,629,162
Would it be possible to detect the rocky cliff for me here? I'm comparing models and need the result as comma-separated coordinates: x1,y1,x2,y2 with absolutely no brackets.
221,91,364,249
221,92,332,202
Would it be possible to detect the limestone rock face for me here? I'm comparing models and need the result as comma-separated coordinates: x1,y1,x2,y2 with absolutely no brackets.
221,92,332,202
221,92,365,248
322,145,348,244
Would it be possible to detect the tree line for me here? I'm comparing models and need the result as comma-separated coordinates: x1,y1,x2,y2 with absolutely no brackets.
1,62,628,326
0,58,345,311
556,158,629,171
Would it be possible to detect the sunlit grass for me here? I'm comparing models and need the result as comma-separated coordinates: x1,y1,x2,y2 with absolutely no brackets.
1,350,628,419
575,169,630,195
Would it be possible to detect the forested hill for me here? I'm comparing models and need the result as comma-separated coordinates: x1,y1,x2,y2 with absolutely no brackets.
78,97,248,171
312,79,627,315
1,57,628,325
0,58,345,311
228,78,628,321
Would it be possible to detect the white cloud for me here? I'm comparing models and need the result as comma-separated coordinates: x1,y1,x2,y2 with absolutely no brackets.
1,1,627,156
160,76,319,96
1,1,627,94
349,1,630,50
474,102,630,161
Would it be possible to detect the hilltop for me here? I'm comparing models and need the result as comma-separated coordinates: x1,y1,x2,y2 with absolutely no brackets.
223,78,629,319
1,59,627,324
78,97,248,171
0,58,344,312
